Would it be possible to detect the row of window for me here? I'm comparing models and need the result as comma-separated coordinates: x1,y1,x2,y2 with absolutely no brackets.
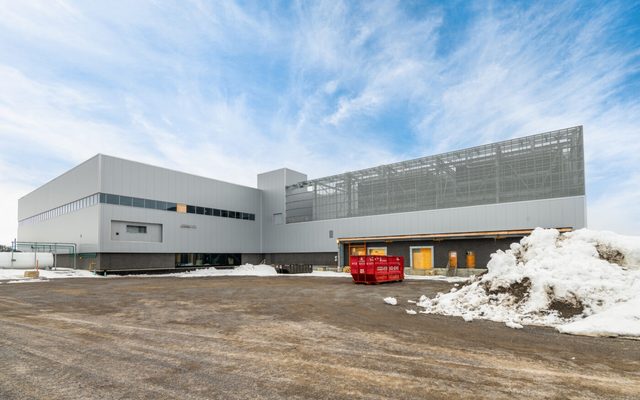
175,253,241,267
19,193,100,226
99,193,255,221
19,192,256,226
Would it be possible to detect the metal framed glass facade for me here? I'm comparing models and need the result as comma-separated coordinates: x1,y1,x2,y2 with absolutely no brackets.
286,126,584,223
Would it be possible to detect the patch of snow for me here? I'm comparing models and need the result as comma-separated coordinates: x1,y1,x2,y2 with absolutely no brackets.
174,264,277,277
0,268,98,283
505,321,523,329
384,297,398,305
414,228,640,338
405,309,417,315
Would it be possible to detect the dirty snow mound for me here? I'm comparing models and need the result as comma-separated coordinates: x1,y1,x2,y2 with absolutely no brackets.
416,228,640,338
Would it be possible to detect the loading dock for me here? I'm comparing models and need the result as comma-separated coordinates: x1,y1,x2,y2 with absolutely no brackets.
339,228,573,273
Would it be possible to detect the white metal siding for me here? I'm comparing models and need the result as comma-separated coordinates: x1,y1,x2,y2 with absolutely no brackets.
18,206,100,253
99,204,260,253
18,155,586,258
18,156,100,220
99,155,260,213
261,196,586,253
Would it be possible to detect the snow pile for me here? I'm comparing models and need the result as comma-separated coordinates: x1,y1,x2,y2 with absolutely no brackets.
176,264,277,277
0,268,97,282
415,228,640,338
383,297,398,305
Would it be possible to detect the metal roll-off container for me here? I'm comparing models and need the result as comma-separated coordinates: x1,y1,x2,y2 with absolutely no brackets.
350,255,404,284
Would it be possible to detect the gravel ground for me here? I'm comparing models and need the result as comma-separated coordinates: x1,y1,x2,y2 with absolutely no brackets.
0,276,638,399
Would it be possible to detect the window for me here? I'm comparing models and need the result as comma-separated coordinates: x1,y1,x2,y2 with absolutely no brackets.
367,247,387,256
175,253,241,267
25,193,256,227
126,225,147,234
106,194,119,205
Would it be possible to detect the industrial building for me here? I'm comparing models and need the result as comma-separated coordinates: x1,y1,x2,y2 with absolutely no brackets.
17,126,585,273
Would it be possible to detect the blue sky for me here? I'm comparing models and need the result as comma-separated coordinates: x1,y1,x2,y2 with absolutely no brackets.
0,0,639,243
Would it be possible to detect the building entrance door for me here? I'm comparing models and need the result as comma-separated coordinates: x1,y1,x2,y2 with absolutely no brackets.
411,247,433,269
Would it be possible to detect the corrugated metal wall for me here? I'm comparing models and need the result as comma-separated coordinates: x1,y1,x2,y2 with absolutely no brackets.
18,155,100,220
260,192,585,253
98,155,262,253
18,127,587,259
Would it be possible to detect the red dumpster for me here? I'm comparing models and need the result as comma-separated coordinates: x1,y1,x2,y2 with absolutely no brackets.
350,255,404,284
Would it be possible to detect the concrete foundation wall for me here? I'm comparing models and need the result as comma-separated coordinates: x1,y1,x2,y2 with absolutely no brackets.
99,253,175,271
263,252,337,266
55,254,98,269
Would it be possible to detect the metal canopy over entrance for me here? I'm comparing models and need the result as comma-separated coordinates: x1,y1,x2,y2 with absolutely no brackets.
337,228,573,244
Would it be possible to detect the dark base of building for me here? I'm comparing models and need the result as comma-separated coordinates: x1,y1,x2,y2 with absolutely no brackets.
341,237,521,270
48,233,528,273
54,252,338,272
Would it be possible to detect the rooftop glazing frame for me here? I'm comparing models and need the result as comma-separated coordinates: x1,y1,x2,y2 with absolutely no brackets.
285,126,584,223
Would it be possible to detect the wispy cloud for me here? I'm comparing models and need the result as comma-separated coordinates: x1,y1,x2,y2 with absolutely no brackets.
0,0,638,242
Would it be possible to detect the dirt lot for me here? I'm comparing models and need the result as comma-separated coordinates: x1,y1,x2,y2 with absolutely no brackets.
0,276,638,400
